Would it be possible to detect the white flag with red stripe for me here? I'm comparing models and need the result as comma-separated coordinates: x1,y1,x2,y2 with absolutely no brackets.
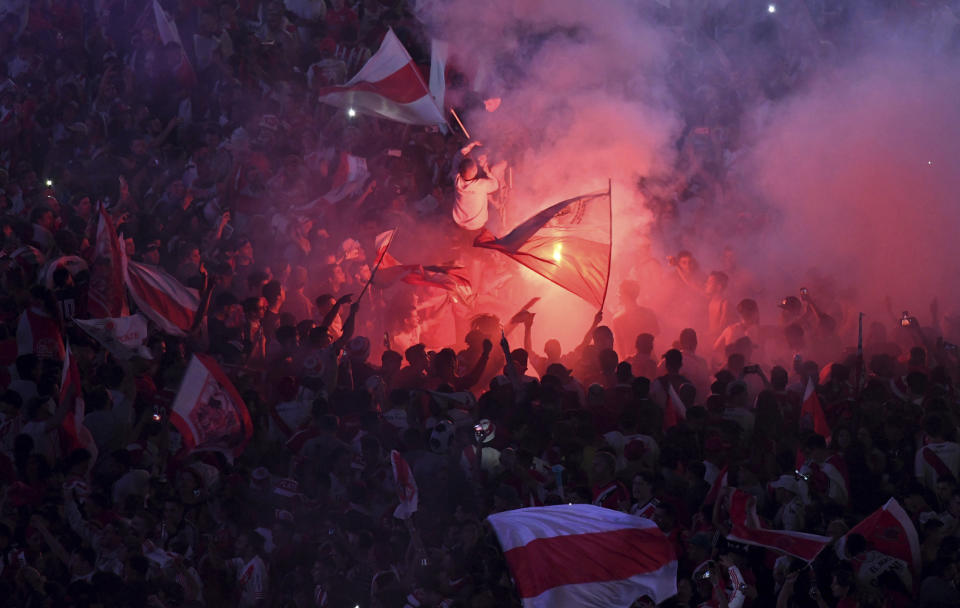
845,497,921,576
663,382,686,430
488,505,677,607
726,489,831,561
317,29,446,127
801,378,831,439
390,449,418,519
703,465,729,505
169,354,253,461
152,0,196,89
87,205,129,318
125,261,199,336
321,151,371,204
74,314,151,361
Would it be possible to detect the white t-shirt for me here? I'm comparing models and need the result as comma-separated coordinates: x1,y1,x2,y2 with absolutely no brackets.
228,555,268,607
453,175,499,230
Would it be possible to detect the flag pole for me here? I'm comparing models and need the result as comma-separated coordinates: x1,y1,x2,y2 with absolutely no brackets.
599,178,613,313
449,108,470,139
359,228,398,300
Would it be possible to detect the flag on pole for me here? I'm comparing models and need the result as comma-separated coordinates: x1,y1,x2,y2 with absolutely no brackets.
169,354,253,461
152,0,196,89
845,498,921,576
87,205,129,319
125,261,200,336
317,29,447,127
801,378,831,439
474,188,612,309
390,449,418,519
726,489,831,561
663,382,686,430
74,314,152,361
373,230,472,297
488,505,676,608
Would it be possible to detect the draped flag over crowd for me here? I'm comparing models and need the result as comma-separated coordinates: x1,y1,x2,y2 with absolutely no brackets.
474,186,612,309
390,449,418,520
87,205,128,319
169,354,253,461
125,261,200,336
487,504,677,608
845,497,921,576
726,489,831,561
317,29,447,127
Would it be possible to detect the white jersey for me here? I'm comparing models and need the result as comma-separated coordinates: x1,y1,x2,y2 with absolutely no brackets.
453,175,498,230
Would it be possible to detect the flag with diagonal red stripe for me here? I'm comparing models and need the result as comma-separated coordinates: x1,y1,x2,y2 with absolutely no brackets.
488,505,677,607
317,29,446,127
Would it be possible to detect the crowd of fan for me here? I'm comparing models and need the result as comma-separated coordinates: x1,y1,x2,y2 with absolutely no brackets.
1,1,960,608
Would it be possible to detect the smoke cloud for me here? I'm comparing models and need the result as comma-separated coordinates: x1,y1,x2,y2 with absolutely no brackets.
417,0,960,352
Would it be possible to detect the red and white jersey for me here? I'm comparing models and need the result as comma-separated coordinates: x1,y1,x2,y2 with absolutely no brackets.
228,554,268,607
915,441,960,489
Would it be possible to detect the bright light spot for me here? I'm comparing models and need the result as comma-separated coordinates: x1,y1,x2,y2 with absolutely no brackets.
45,179,53,187
552,242,563,263
347,108,357,118
767,4,776,13
927,160,933,166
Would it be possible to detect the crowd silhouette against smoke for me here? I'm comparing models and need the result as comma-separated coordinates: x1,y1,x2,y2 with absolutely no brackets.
0,0,959,607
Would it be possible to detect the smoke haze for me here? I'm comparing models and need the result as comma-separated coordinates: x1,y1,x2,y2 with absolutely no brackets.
417,0,960,351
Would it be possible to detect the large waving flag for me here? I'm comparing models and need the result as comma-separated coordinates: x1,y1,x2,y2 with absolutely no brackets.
125,261,200,336
390,450,418,519
475,186,612,309
845,498,921,577
87,205,129,319
726,489,831,561
317,29,447,127
488,505,676,608
169,354,253,461
801,378,831,439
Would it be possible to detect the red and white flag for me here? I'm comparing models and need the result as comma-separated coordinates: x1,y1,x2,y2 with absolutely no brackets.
152,0,196,89
475,188,612,309
846,497,921,576
125,261,199,336
488,504,677,608
16,307,65,360
373,230,472,298
322,151,371,204
703,465,729,505
59,345,95,455
390,449,418,520
169,354,253,461
663,382,686,430
801,378,831,439
726,489,831,561
87,205,129,319
74,314,151,361
317,29,446,127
